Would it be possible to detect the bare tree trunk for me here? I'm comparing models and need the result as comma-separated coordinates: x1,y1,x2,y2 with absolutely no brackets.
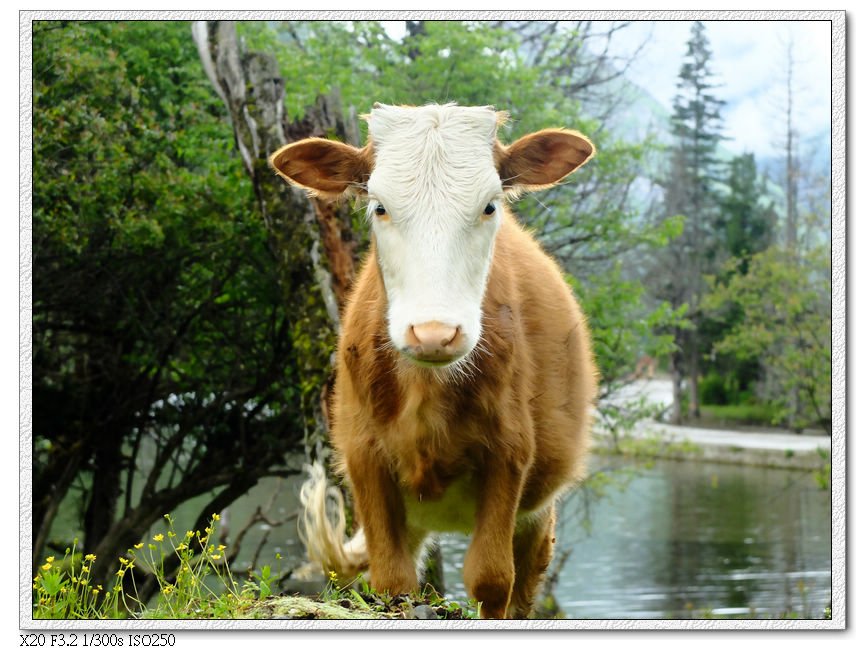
192,21,358,329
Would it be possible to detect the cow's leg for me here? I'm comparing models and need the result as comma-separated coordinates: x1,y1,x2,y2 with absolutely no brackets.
345,447,419,595
507,505,556,618
463,451,528,619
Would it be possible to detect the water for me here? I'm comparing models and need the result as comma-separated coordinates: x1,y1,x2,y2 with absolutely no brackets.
45,451,831,620
439,457,832,619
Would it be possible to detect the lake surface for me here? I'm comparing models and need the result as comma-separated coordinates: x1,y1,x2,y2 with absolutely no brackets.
46,451,832,620
439,457,832,619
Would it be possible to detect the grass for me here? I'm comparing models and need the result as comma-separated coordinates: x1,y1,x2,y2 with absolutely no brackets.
700,403,782,427
596,430,703,461
33,513,253,619
32,513,477,620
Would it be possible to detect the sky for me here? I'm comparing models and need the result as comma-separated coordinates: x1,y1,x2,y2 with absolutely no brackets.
607,20,833,159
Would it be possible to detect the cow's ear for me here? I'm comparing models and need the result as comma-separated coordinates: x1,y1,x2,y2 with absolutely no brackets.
269,138,372,197
496,129,594,194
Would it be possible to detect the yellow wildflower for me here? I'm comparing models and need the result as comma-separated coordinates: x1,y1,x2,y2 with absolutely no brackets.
119,557,130,566
185,530,194,539
217,544,226,551
40,563,51,572
45,556,55,564
328,570,338,582
134,543,144,550
85,554,96,561
176,543,188,552
162,584,174,595
210,553,221,561
213,513,221,521
153,534,164,542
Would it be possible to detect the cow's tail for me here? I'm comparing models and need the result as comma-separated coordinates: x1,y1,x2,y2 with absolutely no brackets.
294,461,368,583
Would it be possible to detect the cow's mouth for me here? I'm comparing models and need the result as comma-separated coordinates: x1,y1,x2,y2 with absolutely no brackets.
400,349,462,368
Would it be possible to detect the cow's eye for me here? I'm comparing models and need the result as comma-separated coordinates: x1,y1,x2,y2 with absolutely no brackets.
483,203,496,216
374,204,387,216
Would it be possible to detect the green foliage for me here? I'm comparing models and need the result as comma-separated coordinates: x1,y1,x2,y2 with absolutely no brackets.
703,245,830,432
570,267,685,385
33,20,326,590
813,448,830,490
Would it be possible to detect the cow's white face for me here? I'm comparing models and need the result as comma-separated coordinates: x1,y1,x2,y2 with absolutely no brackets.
269,103,595,373
365,104,503,368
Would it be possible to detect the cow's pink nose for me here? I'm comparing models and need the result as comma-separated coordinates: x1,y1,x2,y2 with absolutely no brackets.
405,321,463,362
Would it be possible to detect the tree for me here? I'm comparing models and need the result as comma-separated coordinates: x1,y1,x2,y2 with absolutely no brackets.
32,20,331,594
698,153,778,406
703,245,830,433
719,153,777,269
650,21,728,423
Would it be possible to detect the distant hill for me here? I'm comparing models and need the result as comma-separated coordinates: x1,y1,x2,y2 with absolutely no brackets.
592,72,831,226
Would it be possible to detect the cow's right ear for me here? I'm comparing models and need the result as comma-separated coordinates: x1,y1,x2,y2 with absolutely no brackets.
269,138,372,197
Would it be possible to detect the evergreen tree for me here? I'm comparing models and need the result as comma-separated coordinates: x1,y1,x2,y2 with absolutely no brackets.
653,21,727,422
720,152,777,272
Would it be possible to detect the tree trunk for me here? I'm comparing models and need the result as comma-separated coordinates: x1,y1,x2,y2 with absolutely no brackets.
687,332,700,420
670,342,685,425
192,21,359,327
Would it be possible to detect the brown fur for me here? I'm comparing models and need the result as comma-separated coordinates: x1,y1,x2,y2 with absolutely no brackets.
328,212,596,618
270,108,598,619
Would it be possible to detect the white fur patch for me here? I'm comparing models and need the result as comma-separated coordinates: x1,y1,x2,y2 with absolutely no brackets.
365,104,504,365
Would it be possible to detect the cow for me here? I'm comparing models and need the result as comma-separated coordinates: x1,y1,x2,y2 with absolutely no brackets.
269,103,598,619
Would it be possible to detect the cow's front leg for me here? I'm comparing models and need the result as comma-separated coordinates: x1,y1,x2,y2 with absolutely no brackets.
345,447,419,595
463,451,528,619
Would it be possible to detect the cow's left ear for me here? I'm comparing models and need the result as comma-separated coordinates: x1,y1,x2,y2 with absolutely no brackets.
269,138,372,197
496,129,594,194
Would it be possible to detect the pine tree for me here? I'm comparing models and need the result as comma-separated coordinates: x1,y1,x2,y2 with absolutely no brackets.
657,21,727,422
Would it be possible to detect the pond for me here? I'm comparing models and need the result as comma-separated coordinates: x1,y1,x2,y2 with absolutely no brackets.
439,457,832,620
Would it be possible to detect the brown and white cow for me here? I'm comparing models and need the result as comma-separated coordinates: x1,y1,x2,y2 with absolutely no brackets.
270,103,598,619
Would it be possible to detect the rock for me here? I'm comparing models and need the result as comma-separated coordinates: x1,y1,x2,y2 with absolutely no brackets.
409,604,439,620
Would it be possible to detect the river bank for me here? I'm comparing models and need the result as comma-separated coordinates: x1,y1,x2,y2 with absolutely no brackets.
596,378,831,470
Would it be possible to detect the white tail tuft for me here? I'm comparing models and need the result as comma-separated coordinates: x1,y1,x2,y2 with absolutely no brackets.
295,461,368,581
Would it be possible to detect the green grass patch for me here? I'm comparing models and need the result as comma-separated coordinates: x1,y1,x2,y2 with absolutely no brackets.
700,402,781,426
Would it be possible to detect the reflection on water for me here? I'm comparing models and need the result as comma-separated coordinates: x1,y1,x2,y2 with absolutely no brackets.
440,458,831,620
47,449,831,620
